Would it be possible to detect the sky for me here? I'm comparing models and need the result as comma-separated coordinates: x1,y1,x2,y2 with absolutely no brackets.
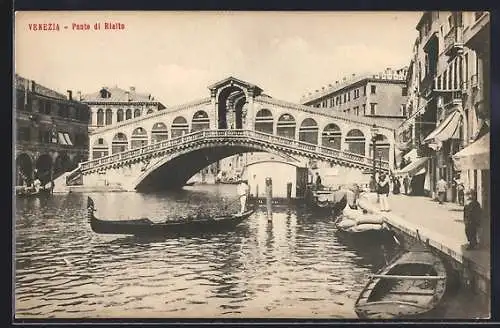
15,11,422,106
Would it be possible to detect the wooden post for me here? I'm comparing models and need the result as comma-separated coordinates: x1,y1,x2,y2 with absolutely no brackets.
287,182,292,203
265,177,273,221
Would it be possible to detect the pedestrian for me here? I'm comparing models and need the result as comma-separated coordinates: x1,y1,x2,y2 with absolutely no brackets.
377,172,390,212
463,189,482,250
237,179,249,215
436,176,447,204
457,180,465,206
315,172,322,190
403,175,409,195
392,176,401,195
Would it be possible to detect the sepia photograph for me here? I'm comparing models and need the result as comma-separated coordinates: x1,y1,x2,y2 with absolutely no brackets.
13,11,490,320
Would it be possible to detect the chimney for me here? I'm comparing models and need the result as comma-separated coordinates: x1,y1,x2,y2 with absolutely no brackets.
130,86,135,92
125,91,131,101
335,81,339,84
67,90,73,100
342,77,346,81
77,91,82,101
31,80,36,91
148,94,151,100
352,73,356,78
322,86,325,90
328,84,333,87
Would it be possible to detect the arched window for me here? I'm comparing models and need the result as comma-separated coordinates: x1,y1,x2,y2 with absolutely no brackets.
322,123,342,150
131,127,148,149
276,113,296,139
117,109,124,122
111,132,128,154
134,108,141,118
345,129,366,155
171,116,189,138
255,109,273,134
191,111,210,132
147,109,154,114
151,122,168,143
125,108,132,120
96,109,104,126
105,109,113,125
299,118,319,144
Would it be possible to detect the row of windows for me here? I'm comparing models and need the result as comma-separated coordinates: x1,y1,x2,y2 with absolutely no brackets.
16,92,89,122
314,85,377,109
17,127,88,146
94,108,155,126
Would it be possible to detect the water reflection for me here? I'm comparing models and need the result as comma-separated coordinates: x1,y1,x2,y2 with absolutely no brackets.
14,185,431,318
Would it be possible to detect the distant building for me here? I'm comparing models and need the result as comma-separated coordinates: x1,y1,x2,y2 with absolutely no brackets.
15,74,90,186
300,67,409,119
80,86,166,132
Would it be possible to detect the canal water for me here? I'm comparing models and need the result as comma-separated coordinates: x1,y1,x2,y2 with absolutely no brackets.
14,184,488,319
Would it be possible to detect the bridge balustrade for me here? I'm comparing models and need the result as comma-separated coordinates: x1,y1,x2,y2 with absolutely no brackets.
80,129,390,172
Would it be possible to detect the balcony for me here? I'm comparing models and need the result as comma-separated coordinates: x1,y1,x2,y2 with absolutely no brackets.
463,12,490,51
444,26,464,57
442,91,462,111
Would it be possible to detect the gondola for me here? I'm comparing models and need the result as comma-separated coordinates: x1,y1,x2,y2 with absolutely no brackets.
87,197,254,236
354,248,447,319
305,189,347,216
16,187,50,198
184,181,195,186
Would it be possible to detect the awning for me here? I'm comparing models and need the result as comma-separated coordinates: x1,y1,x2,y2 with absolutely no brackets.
424,110,461,144
63,133,73,146
58,132,67,145
453,132,489,170
394,157,429,176
404,149,418,162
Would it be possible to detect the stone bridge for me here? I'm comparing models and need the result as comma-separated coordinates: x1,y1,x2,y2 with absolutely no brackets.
64,77,398,191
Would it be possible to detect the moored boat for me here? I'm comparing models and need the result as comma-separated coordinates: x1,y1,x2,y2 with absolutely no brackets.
87,197,255,236
336,206,389,233
16,186,50,198
354,249,448,319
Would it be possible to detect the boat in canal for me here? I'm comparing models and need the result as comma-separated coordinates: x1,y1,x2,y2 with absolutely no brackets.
15,186,51,198
336,206,389,234
354,248,448,319
305,189,347,216
87,197,255,236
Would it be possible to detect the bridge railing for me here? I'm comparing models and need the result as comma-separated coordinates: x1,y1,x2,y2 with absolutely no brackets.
80,129,390,172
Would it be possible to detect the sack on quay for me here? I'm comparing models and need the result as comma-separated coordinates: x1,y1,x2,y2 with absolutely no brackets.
356,216,385,225
337,219,357,229
351,223,384,232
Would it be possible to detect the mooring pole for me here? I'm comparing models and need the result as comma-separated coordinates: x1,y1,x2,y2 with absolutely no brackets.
265,177,273,222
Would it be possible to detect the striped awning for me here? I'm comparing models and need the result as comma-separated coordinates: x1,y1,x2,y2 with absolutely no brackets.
57,132,73,145
424,110,461,144
394,157,429,176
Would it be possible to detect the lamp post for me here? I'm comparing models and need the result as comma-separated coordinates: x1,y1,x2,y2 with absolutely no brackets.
370,124,379,192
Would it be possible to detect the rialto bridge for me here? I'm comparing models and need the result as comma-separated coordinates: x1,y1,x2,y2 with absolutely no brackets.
62,77,400,191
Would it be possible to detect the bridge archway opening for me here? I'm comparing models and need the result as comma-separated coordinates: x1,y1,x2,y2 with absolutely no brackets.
112,133,128,154
147,109,154,114
131,127,148,149
345,129,366,156
255,109,273,134
299,118,319,144
105,109,113,125
171,116,189,138
54,152,72,175
125,109,132,120
92,137,109,159
117,109,124,122
217,86,245,129
322,123,341,150
35,154,52,184
151,122,169,143
191,111,210,132
370,134,390,162
134,108,141,118
277,114,296,138
16,153,33,186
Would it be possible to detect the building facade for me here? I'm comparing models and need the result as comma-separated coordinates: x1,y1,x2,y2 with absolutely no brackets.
15,74,91,186
396,11,490,215
80,86,166,132
300,67,409,119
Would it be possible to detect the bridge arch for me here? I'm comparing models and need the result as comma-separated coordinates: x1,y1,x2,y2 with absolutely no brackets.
97,108,104,126
151,122,169,143
16,153,33,185
54,151,72,175
277,113,296,138
299,118,319,144
35,154,52,184
131,127,148,149
191,110,210,132
92,137,109,159
321,123,342,149
345,129,366,155
117,109,124,122
112,132,128,154
105,109,113,125
217,85,247,129
125,108,132,120
171,116,189,138
370,133,391,162
255,109,274,134
134,108,141,118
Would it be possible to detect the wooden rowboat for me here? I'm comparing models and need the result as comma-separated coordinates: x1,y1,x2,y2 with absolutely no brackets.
87,197,254,236
354,249,447,319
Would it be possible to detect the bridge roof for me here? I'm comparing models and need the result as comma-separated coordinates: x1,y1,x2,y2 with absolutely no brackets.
255,96,403,131
207,76,263,93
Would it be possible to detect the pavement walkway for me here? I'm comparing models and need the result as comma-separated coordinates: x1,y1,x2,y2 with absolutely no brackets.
358,193,490,283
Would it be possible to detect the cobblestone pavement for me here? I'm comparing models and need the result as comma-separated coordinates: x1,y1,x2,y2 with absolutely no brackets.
359,193,490,276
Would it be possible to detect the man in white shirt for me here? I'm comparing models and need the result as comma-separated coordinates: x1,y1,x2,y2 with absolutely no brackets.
237,179,249,214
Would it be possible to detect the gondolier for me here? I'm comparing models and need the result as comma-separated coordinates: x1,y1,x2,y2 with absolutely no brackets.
237,179,249,215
